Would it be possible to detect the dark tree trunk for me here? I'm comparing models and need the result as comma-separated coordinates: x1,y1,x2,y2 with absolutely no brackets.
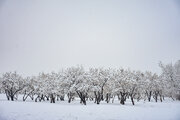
10,96,14,101
154,91,159,102
120,92,127,105
68,92,74,103
105,93,111,103
23,90,34,101
5,90,10,100
160,95,162,102
9,90,15,101
30,94,34,100
155,96,157,102
7,96,10,100
130,95,135,105
76,91,87,105
120,99,125,105
129,87,136,105
94,91,101,104
146,91,152,102
68,98,71,103
131,97,135,105
50,94,55,103
68,93,71,103
60,96,64,101
101,87,104,101
45,95,49,101
35,95,40,102
4,87,24,101
23,90,27,101
41,94,45,101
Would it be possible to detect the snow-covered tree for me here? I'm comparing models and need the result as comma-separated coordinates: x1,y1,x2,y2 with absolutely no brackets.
133,71,144,102
0,76,3,94
34,72,48,102
126,70,143,105
143,71,157,102
45,72,60,103
104,69,116,103
1,71,25,101
89,68,111,104
159,60,180,100
63,66,90,105
113,69,130,105
55,71,66,101
22,76,36,101
0,60,179,104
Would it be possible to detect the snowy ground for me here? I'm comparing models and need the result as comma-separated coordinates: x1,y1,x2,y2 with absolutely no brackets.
0,94,180,120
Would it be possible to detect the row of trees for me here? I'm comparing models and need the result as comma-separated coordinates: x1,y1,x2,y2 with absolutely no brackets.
0,60,180,105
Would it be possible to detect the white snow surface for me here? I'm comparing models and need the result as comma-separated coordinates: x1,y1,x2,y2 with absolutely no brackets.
0,94,180,120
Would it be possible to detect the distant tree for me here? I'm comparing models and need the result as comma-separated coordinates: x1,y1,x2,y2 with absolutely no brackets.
104,69,116,103
34,72,47,102
113,69,130,105
89,68,110,104
127,70,143,105
0,76,3,94
159,60,180,100
143,71,156,102
22,77,35,101
0,60,179,105
55,71,66,101
2,72,25,101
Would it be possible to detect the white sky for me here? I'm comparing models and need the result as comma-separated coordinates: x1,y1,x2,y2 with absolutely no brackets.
0,0,180,76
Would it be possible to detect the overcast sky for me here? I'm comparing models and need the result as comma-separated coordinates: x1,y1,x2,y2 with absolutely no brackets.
0,0,180,76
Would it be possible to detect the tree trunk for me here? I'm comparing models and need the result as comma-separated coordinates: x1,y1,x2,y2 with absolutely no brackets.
130,95,135,105
50,94,55,103
76,91,87,105
105,93,111,103
9,90,15,101
68,98,71,103
146,91,152,102
10,96,14,101
101,87,104,101
94,91,101,104
23,90,34,101
7,96,10,100
120,92,127,105
60,96,64,101
120,99,125,105
112,95,115,103
23,92,26,101
5,90,10,100
68,92,74,103
45,95,49,101
154,91,159,102
160,95,162,102
35,95,40,102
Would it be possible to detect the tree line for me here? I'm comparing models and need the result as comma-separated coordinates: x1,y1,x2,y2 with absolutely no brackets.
0,60,180,105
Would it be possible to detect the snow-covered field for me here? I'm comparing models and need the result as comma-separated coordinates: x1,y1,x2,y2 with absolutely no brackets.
0,94,180,120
